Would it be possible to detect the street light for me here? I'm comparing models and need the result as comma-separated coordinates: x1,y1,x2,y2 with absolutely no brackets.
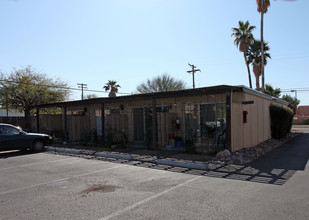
291,90,297,99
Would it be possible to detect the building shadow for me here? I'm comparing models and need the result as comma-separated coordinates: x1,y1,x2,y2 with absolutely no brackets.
46,134,309,186
124,134,309,185
0,150,41,159
201,134,309,185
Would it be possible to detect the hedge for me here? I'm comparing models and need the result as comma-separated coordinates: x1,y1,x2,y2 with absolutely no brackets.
269,105,294,139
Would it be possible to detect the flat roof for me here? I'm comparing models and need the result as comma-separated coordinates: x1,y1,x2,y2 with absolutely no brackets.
35,85,288,108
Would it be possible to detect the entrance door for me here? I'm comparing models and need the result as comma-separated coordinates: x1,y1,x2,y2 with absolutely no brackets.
133,108,144,141
184,104,199,145
200,103,226,148
200,104,216,137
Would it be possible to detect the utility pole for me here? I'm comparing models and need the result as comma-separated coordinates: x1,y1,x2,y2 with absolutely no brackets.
187,63,201,89
291,90,297,99
77,83,87,100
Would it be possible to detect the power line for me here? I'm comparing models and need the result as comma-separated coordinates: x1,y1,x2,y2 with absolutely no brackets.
270,55,309,61
281,88,309,92
0,79,131,95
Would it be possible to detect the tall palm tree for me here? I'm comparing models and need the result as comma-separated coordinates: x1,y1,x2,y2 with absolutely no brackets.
103,80,121,97
256,0,270,90
246,40,271,90
231,20,256,88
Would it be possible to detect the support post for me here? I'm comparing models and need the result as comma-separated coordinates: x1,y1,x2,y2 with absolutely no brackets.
101,102,105,146
63,106,68,143
36,107,40,133
226,91,232,152
152,96,158,150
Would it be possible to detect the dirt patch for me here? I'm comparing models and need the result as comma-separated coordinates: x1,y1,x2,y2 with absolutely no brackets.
80,185,120,194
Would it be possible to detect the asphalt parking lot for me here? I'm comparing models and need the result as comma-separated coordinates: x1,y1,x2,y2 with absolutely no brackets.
1,135,309,220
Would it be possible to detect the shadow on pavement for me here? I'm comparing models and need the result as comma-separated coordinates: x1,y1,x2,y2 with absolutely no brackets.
47,134,308,186
206,134,309,185
0,150,40,159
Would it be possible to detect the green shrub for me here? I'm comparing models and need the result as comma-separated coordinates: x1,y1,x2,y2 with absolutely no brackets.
304,119,309,125
269,105,294,139
105,128,128,148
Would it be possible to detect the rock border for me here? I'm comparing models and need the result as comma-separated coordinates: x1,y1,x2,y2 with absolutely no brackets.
157,159,208,170
213,133,299,165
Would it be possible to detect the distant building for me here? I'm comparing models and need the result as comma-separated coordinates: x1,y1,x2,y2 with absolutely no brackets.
296,105,309,116
293,105,309,125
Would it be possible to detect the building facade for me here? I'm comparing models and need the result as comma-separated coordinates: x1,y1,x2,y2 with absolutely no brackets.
36,85,287,153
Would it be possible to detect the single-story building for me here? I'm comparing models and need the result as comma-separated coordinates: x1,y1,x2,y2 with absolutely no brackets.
35,85,288,153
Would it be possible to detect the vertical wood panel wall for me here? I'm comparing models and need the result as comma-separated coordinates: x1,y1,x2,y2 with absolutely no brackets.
231,91,285,152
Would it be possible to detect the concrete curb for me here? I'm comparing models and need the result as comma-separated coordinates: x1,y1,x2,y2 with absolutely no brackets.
46,147,82,154
46,147,208,170
157,159,208,170
95,153,133,161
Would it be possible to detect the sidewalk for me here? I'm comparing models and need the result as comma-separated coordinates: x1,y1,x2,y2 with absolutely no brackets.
47,144,213,170
47,132,304,178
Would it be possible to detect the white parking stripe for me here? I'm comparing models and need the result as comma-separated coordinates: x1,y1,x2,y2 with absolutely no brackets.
0,165,124,195
98,176,201,220
0,157,78,171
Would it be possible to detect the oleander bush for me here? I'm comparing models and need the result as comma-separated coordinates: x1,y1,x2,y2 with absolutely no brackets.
269,105,294,139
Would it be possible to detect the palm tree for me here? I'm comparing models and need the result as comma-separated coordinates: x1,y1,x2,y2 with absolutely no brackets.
264,84,281,97
231,20,256,88
256,0,271,90
246,40,271,90
103,80,121,97
136,73,186,93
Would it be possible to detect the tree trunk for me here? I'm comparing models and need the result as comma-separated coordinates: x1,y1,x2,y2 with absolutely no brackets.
253,62,261,90
108,88,117,97
255,74,260,91
261,12,265,90
243,53,252,89
239,39,249,52
24,108,31,131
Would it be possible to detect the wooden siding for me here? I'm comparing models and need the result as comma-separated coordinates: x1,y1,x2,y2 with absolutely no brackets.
231,91,284,152
35,86,288,152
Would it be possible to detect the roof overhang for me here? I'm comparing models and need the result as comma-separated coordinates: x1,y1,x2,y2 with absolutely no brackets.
35,85,288,108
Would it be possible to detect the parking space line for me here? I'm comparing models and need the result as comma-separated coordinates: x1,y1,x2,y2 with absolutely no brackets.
0,164,124,195
98,176,201,220
0,157,79,171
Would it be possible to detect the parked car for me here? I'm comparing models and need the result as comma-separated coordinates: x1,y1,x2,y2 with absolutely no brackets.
0,123,52,152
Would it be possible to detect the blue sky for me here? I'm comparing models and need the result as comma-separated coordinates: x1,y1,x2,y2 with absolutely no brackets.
1,0,308,104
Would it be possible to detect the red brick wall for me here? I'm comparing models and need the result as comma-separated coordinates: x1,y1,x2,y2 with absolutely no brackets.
296,106,309,116
293,116,309,125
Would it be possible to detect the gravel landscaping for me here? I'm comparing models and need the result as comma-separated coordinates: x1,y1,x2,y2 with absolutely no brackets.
49,133,299,167
213,133,299,165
